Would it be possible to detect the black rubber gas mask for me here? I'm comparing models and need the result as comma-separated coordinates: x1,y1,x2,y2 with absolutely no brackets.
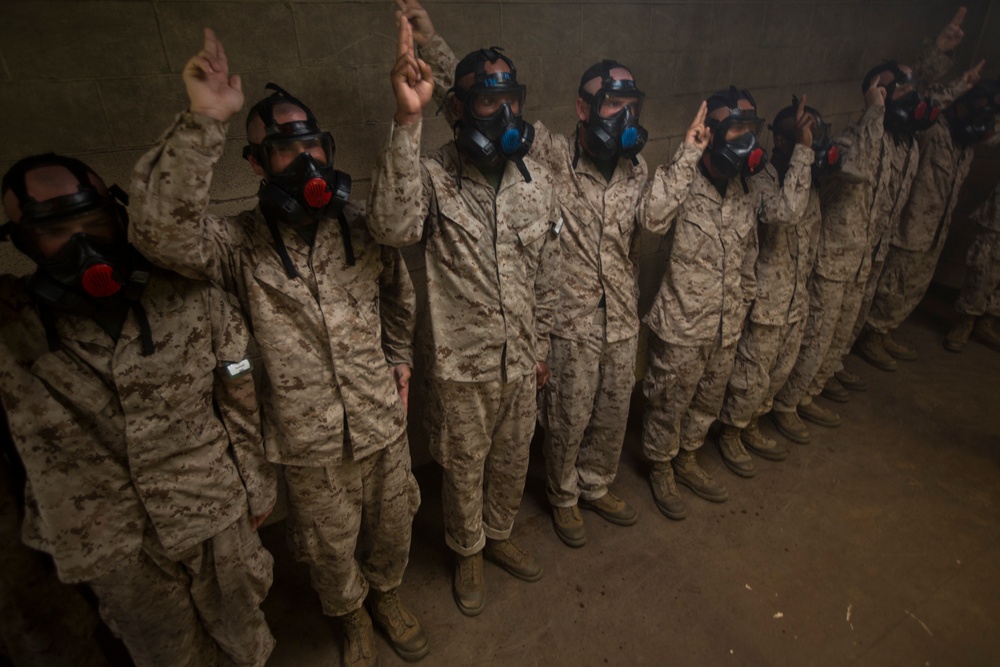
244,83,352,228
947,81,1000,146
449,48,534,182
869,63,939,137
768,99,842,184
578,60,648,164
704,87,768,185
1,154,134,299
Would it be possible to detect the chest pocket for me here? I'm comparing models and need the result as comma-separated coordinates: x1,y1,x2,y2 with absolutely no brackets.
437,193,486,242
31,352,115,418
673,214,716,265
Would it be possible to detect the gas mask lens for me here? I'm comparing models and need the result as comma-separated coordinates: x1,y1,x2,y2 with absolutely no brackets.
723,118,764,142
470,88,526,118
596,92,643,120
262,133,334,171
23,210,120,260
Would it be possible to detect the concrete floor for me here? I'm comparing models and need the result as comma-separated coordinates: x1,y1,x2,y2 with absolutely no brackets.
260,292,1000,667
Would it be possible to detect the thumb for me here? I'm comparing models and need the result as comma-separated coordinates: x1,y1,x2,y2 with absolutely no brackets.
230,74,242,92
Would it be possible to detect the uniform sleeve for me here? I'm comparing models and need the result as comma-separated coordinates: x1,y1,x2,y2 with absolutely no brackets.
835,104,886,185
421,32,460,126
367,120,434,247
926,76,971,108
129,112,240,289
913,37,954,82
740,222,759,315
209,289,277,518
533,190,562,363
639,142,702,235
379,246,416,367
755,144,814,227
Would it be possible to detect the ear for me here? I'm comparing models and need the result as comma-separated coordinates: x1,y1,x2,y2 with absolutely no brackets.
575,97,589,123
246,154,266,178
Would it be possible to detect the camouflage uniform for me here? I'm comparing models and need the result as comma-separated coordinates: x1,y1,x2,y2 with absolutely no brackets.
0,269,276,667
527,113,647,508
848,49,969,343
867,113,981,334
720,180,821,428
773,104,885,412
642,143,812,461
367,92,559,553
130,113,420,616
0,443,108,667
956,184,1000,318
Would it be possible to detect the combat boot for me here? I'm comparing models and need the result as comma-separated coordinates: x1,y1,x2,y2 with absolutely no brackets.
672,450,729,503
769,409,811,444
453,552,485,617
716,425,755,478
484,538,543,582
944,315,975,352
741,415,789,461
835,369,867,392
821,377,850,403
974,316,1000,351
368,588,429,662
797,398,841,428
882,331,917,360
855,329,898,371
580,491,638,526
551,504,586,548
649,462,687,520
340,607,378,667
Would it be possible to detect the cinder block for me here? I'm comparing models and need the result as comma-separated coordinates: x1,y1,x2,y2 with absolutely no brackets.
538,54,592,109
501,4,580,58
649,5,717,53
762,3,815,48
157,3,299,73
533,105,577,139
642,93,705,142
627,55,675,101
0,81,111,161
330,122,390,186
236,66,365,136
73,148,151,196
422,2,502,59
580,4,651,56
293,2,396,69
99,77,189,149
513,57,542,111
671,50,733,97
205,137,261,202
0,1,167,80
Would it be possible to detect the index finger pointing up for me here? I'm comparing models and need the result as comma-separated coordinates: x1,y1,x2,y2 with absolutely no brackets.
951,6,967,27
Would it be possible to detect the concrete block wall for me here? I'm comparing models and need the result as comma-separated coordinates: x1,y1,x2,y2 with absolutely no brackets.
0,1,997,412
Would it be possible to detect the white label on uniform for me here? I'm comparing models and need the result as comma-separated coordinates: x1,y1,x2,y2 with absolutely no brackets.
553,217,564,235
225,358,252,378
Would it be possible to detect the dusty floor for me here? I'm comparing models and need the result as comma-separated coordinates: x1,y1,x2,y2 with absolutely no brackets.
260,292,1000,667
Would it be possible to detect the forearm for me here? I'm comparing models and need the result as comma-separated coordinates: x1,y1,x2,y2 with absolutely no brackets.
379,247,416,366
421,32,459,124
367,120,430,246
215,371,277,516
640,142,701,235
129,112,231,284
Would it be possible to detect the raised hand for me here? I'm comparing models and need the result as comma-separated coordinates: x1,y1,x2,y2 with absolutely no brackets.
685,101,710,150
392,18,434,126
963,58,986,86
865,77,887,108
392,364,411,414
183,28,243,123
794,94,816,146
936,6,966,53
396,0,435,47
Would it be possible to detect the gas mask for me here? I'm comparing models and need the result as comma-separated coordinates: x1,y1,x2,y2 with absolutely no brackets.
1,154,136,300
947,81,1000,146
705,87,767,183
449,48,534,182
577,60,648,164
244,83,352,228
768,99,842,184
244,83,355,278
867,62,939,137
